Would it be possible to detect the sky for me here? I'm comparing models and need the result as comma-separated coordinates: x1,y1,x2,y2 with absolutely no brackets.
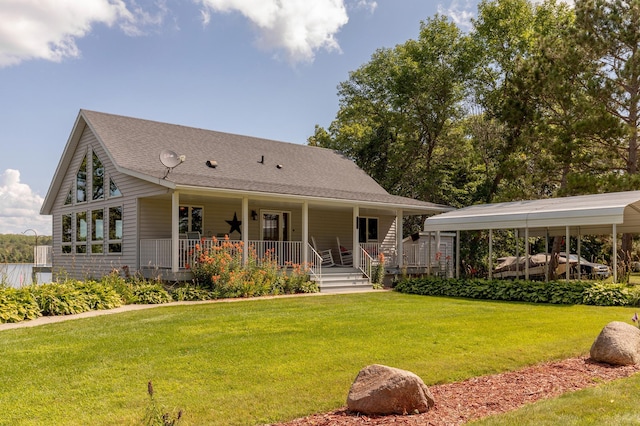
0,0,518,235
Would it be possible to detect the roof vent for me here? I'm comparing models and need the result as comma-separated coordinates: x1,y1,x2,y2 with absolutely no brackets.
206,160,218,168
258,155,264,164
276,164,283,169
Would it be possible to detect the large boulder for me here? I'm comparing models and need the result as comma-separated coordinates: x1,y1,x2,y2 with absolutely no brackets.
346,364,435,415
590,321,640,366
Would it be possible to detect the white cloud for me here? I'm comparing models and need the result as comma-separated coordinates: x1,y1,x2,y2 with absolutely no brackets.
0,0,165,67
197,0,351,64
0,169,51,236
438,1,475,31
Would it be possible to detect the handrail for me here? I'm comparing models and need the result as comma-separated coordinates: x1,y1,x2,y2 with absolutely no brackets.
307,244,322,280
358,245,373,283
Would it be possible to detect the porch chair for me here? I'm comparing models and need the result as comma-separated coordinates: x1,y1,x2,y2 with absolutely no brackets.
336,237,353,266
311,236,335,267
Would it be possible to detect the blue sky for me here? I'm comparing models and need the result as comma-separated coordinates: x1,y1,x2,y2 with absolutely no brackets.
0,0,486,235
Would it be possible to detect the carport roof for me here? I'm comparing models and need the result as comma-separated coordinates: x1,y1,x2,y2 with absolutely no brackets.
423,191,640,236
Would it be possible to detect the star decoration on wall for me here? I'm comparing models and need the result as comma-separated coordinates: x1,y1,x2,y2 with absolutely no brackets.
226,212,242,235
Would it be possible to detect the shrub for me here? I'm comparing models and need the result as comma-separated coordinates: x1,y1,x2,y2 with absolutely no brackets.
190,237,318,298
582,284,629,306
171,284,214,301
0,286,41,323
32,282,92,316
132,283,172,304
74,280,123,310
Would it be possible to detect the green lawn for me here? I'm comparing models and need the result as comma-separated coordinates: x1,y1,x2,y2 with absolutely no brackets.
0,292,637,425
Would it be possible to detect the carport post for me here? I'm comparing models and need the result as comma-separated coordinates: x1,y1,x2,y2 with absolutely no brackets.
488,229,493,279
613,224,618,283
456,230,460,279
545,229,549,282
566,226,570,282
525,228,529,280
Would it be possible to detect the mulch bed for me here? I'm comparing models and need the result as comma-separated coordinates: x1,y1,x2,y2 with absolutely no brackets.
271,356,640,425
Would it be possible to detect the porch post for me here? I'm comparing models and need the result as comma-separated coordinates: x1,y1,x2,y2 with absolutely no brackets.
171,191,180,273
613,223,618,283
545,229,549,282
396,209,403,268
353,206,360,267
302,201,309,264
242,197,249,264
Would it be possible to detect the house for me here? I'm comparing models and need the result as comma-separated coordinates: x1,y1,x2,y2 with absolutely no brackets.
41,110,451,291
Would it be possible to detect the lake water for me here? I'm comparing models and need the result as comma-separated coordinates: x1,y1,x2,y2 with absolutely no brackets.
0,264,52,288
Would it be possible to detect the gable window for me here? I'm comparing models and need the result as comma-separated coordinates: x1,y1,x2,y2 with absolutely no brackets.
64,189,73,205
109,178,121,197
62,213,72,254
76,155,87,203
92,153,104,200
358,217,378,243
179,206,203,234
76,211,87,254
92,209,104,254
108,206,122,253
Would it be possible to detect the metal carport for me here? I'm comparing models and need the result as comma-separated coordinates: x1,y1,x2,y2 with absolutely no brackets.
423,191,640,282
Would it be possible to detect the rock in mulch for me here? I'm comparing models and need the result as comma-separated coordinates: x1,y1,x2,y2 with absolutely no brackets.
346,364,435,415
590,321,640,366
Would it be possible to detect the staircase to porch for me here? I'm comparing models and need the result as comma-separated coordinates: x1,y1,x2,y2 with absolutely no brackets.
311,266,372,293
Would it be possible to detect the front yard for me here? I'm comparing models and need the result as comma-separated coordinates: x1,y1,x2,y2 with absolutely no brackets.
0,292,638,425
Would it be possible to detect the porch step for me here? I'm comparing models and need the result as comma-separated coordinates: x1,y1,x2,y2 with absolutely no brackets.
311,267,373,294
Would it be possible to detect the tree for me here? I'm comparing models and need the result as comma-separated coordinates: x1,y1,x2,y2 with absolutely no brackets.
576,0,640,262
309,15,475,210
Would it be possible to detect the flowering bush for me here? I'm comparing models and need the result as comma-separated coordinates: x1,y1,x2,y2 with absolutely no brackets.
190,236,317,298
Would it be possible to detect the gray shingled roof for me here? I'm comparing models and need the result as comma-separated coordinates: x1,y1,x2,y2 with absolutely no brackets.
77,110,449,211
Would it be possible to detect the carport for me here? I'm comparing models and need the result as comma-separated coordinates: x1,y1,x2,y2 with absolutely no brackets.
423,191,640,282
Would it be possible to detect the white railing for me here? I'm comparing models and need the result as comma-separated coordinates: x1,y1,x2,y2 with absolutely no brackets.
34,245,52,266
140,239,304,270
307,244,323,280
358,246,373,282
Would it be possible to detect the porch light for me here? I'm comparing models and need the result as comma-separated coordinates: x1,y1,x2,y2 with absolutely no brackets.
251,210,258,220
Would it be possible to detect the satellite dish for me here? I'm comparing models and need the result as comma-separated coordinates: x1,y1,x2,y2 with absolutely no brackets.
160,149,185,178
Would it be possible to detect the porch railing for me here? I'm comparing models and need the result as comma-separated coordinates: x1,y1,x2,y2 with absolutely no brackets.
140,239,305,270
307,244,323,280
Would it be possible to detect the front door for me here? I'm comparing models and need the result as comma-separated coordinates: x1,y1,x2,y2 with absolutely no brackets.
261,210,290,241
261,210,292,263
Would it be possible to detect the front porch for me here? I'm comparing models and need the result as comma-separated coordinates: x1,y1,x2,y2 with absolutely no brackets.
139,237,454,290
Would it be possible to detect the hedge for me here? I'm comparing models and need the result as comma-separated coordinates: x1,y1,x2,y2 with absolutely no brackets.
394,276,633,306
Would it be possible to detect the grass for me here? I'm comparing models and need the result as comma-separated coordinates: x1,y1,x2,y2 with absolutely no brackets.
472,375,640,425
0,291,637,425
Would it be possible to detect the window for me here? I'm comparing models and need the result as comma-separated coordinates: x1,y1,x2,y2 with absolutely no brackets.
179,206,203,234
358,217,378,243
76,211,87,254
108,206,122,253
92,153,104,200
62,213,72,254
64,189,73,205
76,155,87,203
109,178,121,197
91,209,104,254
